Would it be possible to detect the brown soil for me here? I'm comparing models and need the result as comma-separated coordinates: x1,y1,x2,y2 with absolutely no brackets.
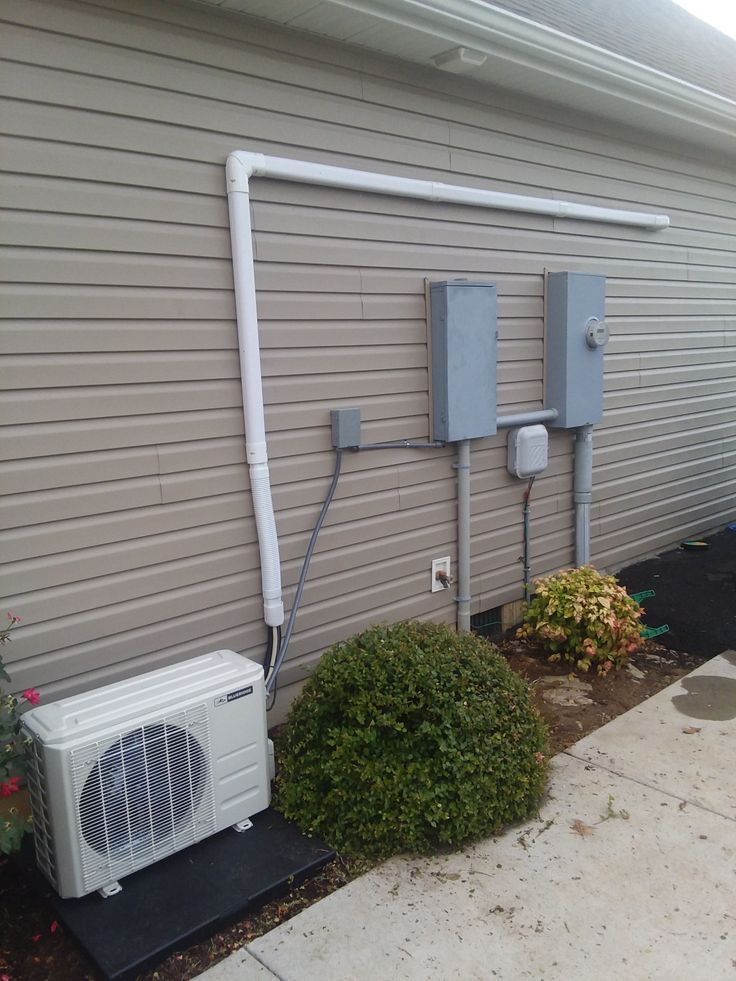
0,638,708,981
498,637,704,753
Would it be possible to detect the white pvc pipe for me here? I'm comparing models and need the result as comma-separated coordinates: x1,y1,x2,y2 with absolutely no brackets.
230,151,670,228
226,151,668,635
226,161,284,626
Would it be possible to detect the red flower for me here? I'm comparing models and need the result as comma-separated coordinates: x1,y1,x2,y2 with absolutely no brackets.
22,688,40,706
0,777,21,797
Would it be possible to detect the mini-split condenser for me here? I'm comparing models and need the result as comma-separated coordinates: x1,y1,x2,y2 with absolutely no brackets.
22,650,273,899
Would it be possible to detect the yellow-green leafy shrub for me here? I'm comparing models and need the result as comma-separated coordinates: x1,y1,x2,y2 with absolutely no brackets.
275,621,548,859
518,566,642,674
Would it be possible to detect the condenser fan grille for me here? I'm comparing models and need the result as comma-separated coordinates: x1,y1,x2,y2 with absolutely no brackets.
70,705,217,892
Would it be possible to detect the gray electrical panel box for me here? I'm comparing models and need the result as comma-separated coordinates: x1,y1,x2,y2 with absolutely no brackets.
331,407,361,449
429,281,497,442
545,272,607,429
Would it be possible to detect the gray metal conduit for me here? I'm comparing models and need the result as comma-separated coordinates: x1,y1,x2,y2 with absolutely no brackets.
454,408,560,632
455,408,597,633
497,409,559,429
574,424,594,566
455,440,472,633
499,412,594,569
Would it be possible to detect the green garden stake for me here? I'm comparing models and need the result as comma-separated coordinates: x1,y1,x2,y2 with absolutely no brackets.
630,589,655,604
630,589,669,640
641,624,670,640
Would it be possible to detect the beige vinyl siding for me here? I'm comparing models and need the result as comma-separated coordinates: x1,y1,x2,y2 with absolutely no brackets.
1,0,735,712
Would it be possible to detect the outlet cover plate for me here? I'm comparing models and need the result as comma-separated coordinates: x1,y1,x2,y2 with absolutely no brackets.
431,556,452,593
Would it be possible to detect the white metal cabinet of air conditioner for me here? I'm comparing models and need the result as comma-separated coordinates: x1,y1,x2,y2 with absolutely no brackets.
21,650,273,899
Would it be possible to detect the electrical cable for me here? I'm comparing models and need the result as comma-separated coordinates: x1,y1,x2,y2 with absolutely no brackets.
263,625,280,683
522,475,536,597
524,474,536,504
266,448,343,699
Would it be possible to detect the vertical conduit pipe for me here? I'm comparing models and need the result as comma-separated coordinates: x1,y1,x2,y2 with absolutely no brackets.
573,424,594,566
456,440,472,632
226,156,284,627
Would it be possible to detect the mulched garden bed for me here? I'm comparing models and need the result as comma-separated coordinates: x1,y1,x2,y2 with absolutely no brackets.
2,528,733,981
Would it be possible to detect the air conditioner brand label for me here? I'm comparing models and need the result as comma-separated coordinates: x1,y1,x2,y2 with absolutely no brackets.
214,685,253,707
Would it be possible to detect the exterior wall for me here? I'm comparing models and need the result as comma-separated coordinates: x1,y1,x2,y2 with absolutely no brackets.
1,0,735,710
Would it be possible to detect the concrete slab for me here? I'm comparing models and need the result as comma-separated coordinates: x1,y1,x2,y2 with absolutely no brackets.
195,950,278,980
199,653,736,981
567,651,736,819
246,754,736,980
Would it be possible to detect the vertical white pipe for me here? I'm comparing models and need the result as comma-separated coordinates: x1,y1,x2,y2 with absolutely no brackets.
456,439,472,632
574,424,594,566
226,159,284,627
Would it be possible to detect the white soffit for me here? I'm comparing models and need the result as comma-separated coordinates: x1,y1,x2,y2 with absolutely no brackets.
193,0,736,154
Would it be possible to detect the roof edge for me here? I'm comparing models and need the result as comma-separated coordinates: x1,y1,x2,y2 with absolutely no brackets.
332,0,736,151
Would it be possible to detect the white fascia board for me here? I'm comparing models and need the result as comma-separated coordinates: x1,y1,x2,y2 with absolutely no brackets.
307,0,736,152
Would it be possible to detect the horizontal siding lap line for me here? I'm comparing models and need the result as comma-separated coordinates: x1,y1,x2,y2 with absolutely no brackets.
595,460,736,501
595,427,736,458
596,480,736,528
594,502,736,554
5,218,721,264
0,366,429,398
595,448,736,482
2,537,459,620
593,508,735,566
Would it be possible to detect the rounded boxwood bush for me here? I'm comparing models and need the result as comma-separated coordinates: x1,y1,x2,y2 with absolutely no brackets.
275,620,549,858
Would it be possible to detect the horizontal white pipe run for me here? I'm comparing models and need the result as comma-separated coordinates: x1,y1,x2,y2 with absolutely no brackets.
228,151,669,228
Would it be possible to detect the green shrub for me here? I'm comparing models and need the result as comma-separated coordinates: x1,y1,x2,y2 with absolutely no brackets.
517,565,642,674
1,613,35,856
275,620,549,859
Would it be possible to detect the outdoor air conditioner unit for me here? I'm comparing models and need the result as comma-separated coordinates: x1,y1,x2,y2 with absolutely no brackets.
21,650,273,899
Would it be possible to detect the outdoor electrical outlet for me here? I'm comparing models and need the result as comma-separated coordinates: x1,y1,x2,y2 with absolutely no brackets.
431,556,452,593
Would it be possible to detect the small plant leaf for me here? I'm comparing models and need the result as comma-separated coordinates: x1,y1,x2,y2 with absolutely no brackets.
570,819,595,837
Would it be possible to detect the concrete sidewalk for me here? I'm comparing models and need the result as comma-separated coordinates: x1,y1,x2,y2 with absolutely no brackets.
199,653,736,981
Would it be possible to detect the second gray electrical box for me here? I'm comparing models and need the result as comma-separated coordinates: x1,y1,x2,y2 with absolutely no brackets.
429,281,497,442
545,271,607,429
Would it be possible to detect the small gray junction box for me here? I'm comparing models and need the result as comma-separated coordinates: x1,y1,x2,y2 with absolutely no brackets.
429,281,497,442
545,272,607,429
331,407,361,448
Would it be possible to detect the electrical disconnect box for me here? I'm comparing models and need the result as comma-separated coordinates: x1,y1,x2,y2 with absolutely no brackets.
429,281,497,442
545,272,607,428
331,407,361,449
507,425,549,478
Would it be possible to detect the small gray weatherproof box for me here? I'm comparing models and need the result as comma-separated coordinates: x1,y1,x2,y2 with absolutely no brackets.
429,281,497,442
331,407,361,449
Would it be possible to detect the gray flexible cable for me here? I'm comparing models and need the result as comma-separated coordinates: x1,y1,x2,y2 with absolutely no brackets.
266,449,343,696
